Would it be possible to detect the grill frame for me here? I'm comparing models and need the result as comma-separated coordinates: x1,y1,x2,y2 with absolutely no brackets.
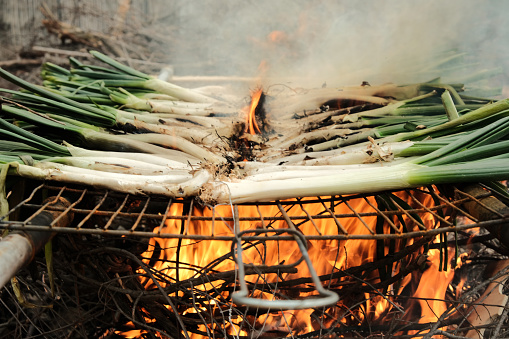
1,181,505,240
2,179,509,338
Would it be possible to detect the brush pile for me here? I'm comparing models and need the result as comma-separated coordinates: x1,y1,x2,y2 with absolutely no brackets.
1,51,509,204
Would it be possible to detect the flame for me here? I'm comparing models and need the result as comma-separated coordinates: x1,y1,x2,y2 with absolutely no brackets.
121,189,469,337
413,247,455,324
402,237,468,339
116,322,149,338
244,88,263,135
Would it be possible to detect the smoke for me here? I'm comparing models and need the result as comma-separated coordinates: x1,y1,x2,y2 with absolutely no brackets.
172,0,508,89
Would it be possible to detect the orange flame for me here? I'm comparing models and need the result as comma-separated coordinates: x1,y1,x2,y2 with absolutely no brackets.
121,190,469,338
244,88,263,135
116,322,149,338
414,247,456,324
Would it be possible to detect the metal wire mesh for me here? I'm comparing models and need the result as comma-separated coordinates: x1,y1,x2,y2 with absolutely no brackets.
0,182,503,239
1,180,508,338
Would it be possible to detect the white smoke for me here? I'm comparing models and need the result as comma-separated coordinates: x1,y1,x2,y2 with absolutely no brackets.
172,0,508,90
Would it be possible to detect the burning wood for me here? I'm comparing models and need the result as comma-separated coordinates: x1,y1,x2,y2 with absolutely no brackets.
0,183,507,338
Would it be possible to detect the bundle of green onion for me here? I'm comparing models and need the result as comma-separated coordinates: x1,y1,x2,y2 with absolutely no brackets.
1,50,509,204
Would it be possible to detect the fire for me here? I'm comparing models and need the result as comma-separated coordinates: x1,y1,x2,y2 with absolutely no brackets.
124,189,467,337
412,247,456,323
244,88,263,135
115,321,150,338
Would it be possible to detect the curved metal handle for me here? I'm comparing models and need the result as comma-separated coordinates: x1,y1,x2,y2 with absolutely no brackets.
232,288,339,310
232,206,339,310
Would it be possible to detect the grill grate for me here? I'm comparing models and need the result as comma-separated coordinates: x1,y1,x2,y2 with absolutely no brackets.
1,181,506,240
1,180,509,338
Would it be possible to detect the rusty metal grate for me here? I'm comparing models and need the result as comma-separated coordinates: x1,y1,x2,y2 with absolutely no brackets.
1,181,507,240
2,180,509,338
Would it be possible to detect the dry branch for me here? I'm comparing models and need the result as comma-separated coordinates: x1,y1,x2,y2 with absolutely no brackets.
0,59,43,68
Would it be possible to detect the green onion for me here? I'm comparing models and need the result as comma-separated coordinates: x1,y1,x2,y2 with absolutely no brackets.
0,107,208,164
3,50,509,204
441,90,459,120
87,51,217,103
0,68,117,121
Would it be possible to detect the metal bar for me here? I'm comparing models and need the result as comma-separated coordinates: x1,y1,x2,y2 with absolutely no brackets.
387,195,426,231
2,217,499,240
406,189,453,226
297,200,321,235
233,228,305,267
51,188,86,227
0,183,44,222
255,205,267,229
130,197,150,231
3,183,509,242
103,194,130,230
157,199,172,235
184,199,194,235
210,206,215,236
455,187,505,219
480,182,509,202
363,196,399,233
318,198,348,234
456,184,509,247
432,188,479,223
23,186,65,225
76,191,109,229
340,196,374,235
18,202,455,222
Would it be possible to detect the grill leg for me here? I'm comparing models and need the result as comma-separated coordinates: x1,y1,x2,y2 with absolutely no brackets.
0,196,73,289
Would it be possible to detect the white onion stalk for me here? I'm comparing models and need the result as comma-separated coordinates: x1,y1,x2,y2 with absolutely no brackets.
270,128,360,152
122,133,224,163
10,162,209,197
143,78,217,104
115,109,228,129
75,129,199,163
268,89,391,119
342,91,437,122
206,114,509,203
150,100,238,115
88,50,218,104
65,143,193,168
137,92,177,101
242,159,415,182
148,100,215,115
150,100,238,116
43,157,193,176
125,119,238,146
264,141,414,165
116,88,218,115
202,163,419,204
202,159,509,204
34,162,192,184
